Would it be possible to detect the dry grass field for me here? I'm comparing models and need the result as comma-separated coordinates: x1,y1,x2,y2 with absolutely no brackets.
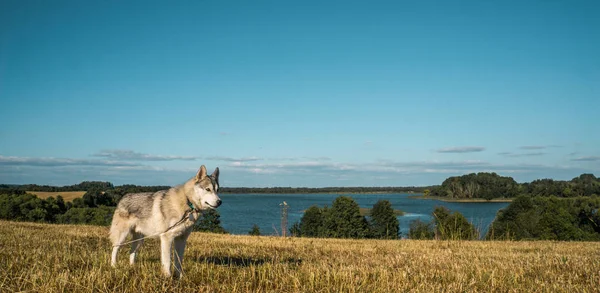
1,220,599,292
26,191,86,201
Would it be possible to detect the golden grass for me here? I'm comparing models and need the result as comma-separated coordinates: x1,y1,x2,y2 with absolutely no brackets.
27,191,86,201
1,221,599,292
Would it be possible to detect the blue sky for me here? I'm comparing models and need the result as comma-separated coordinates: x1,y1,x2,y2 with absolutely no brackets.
1,0,598,187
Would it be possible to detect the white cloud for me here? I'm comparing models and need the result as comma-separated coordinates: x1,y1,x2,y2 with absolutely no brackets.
93,150,198,161
205,156,263,162
519,145,546,150
519,145,562,150
436,146,486,153
0,155,140,167
571,156,600,162
499,152,546,157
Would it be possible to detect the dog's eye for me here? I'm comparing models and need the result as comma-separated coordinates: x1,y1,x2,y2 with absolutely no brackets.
205,188,211,192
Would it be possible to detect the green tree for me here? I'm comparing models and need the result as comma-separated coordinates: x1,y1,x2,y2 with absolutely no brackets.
26,207,47,222
18,195,46,222
299,205,325,237
369,200,400,239
322,196,370,239
248,224,261,236
82,190,98,207
44,196,67,222
194,209,227,234
71,198,86,208
432,206,451,228
81,189,115,208
0,194,18,220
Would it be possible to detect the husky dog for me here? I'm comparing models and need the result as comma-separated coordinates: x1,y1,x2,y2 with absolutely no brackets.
110,165,222,278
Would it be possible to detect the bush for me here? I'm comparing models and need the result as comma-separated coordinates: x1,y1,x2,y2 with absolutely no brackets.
56,206,115,226
289,221,301,237
409,219,435,239
433,206,478,240
248,224,261,236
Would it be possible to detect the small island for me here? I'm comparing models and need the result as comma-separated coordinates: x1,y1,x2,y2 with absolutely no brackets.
408,195,513,203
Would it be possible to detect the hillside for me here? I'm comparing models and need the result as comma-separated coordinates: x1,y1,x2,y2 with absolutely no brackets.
1,221,599,292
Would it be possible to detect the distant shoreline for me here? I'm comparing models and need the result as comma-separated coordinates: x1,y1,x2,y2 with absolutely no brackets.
220,191,418,195
408,195,513,203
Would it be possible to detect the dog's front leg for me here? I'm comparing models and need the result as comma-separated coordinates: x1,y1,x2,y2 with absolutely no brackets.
173,235,188,279
160,234,173,277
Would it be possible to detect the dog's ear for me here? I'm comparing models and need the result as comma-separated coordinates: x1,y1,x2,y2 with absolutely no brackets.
195,165,207,180
212,167,220,182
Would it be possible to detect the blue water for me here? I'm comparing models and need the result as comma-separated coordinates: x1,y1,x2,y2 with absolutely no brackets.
217,193,510,238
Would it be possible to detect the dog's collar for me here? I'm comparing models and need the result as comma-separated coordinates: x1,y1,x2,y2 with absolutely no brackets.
186,199,196,211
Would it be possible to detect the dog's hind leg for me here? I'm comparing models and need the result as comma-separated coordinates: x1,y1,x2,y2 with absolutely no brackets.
110,225,131,267
129,232,144,265
109,210,133,267
173,233,190,279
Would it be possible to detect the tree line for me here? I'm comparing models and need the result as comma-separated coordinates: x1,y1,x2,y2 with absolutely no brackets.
487,195,600,240
429,173,600,199
290,195,479,240
0,182,171,194
2,181,116,192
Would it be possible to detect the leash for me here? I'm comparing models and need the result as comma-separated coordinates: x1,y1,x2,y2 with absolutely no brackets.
112,201,198,248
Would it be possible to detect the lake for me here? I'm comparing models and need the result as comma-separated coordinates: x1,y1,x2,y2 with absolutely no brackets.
216,193,510,238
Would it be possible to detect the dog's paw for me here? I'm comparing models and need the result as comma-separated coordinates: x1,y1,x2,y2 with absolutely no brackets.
162,270,172,278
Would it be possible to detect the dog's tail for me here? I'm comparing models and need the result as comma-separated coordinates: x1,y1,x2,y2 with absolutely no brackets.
108,207,133,245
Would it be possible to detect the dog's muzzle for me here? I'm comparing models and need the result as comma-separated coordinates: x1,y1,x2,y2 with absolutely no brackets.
205,200,222,208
